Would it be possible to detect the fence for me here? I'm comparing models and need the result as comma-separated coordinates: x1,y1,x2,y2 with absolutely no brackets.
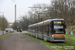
0,31,6,35
66,31,75,35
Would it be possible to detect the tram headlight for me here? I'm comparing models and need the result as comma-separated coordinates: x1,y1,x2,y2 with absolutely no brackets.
64,35,66,37
52,35,54,37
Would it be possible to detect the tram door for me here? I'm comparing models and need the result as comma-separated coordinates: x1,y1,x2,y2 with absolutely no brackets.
47,25,49,36
44,25,49,36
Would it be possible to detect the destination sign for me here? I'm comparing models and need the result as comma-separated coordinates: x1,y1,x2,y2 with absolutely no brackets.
57,22,61,23
54,22,62,24
54,21,64,24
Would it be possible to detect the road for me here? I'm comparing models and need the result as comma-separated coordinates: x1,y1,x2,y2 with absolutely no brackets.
0,31,53,50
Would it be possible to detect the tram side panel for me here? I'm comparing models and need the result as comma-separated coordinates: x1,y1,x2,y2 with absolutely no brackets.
28,29,30,35
43,25,50,41
38,25,42,39
35,26,38,37
33,27,36,37
37,26,40,38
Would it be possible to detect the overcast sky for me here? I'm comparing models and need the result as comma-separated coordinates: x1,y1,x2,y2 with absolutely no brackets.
0,0,50,22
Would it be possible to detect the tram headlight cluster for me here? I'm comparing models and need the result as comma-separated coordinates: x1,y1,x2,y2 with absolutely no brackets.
64,35,66,37
52,35,54,37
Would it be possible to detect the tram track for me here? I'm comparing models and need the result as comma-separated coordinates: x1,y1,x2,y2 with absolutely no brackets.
51,41,75,50
23,33,75,50
65,41,75,46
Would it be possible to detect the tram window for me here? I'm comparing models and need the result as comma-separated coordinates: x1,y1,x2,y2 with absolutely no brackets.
54,29,64,33
39,26,42,34
41,25,43,33
49,25,51,30
38,26,40,34
33,27,35,33
43,25,45,33
37,26,38,33
35,27,36,33
42,25,44,34
47,25,49,35
38,26,39,33
36,27,37,33
40,26,42,34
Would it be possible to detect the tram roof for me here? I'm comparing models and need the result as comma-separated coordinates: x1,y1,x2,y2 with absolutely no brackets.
29,19,64,27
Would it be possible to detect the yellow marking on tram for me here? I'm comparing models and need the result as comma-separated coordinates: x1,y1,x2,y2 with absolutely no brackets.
57,22,61,23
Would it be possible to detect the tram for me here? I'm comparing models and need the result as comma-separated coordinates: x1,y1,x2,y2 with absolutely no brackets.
28,19,66,42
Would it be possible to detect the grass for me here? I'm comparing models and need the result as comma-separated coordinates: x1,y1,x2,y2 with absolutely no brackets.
22,33,75,50
0,32,9,38
66,35,75,40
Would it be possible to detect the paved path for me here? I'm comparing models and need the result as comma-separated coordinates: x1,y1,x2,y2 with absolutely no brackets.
0,32,53,50
22,31,28,33
14,31,28,33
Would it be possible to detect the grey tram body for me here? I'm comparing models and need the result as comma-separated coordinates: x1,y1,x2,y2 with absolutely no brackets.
28,19,66,42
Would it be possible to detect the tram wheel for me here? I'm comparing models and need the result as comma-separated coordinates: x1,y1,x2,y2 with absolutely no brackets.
44,37,47,41
36,35,38,38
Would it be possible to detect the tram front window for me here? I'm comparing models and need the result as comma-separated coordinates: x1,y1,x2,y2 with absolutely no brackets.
53,25,64,34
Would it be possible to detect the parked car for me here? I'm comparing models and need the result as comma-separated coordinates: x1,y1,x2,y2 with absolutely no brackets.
5,28,9,32
5,28,14,33
10,29,14,33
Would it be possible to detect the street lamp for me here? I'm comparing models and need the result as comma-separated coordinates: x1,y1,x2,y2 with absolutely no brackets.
0,12,4,35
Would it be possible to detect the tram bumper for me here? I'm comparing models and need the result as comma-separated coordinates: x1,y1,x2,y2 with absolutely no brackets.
50,37,66,42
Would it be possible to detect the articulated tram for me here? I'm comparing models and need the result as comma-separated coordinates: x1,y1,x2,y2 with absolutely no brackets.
28,19,66,42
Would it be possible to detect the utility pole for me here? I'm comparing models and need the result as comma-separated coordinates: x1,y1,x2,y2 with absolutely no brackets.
65,0,66,21
2,13,4,35
15,4,16,22
73,0,75,14
0,12,4,35
11,0,16,22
